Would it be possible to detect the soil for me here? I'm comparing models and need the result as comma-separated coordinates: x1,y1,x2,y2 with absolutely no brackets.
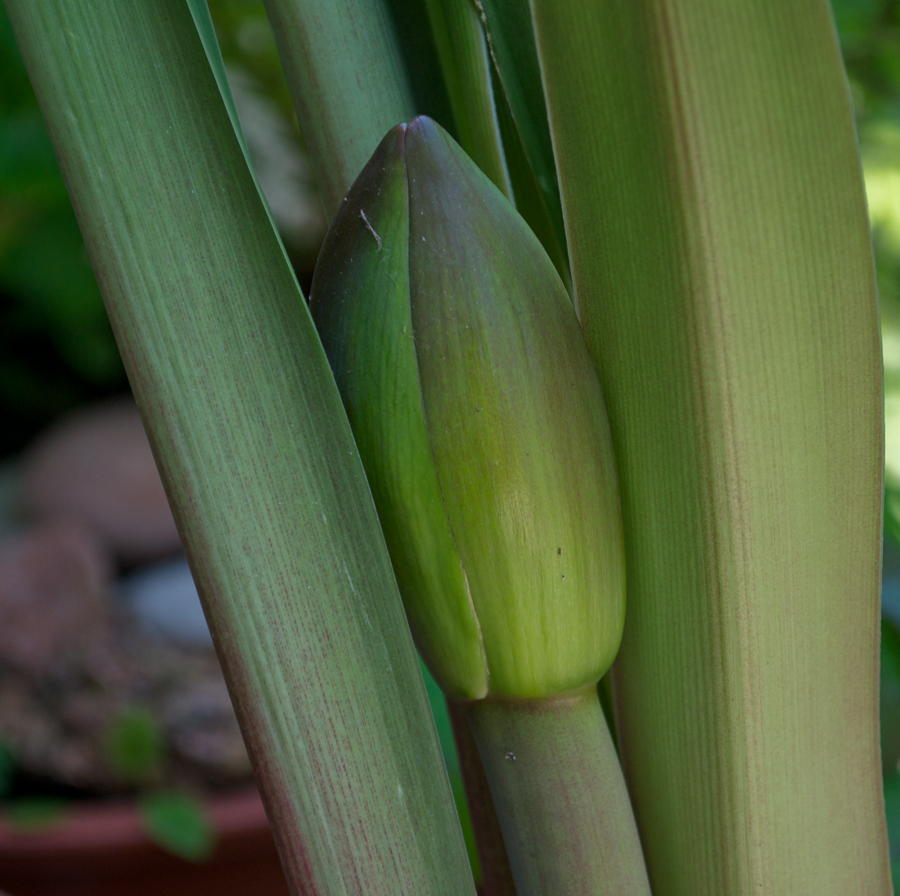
0,603,252,798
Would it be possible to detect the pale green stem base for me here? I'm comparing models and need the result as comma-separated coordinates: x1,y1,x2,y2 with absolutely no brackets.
465,688,650,896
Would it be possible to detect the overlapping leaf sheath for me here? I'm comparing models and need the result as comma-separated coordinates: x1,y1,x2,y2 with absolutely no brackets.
312,116,624,700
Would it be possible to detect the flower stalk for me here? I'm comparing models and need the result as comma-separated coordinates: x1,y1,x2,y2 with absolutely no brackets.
465,690,649,896
312,115,648,894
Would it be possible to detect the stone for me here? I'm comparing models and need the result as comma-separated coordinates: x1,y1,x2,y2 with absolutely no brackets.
20,399,181,564
118,556,213,647
0,522,112,677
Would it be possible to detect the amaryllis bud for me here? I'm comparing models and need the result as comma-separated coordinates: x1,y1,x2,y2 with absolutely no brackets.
311,116,624,700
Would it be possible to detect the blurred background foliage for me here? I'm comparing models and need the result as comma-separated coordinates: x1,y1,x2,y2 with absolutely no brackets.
0,8,124,454
2,0,900,883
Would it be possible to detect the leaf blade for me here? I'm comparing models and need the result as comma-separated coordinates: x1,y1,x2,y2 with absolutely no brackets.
424,0,512,198
261,0,416,215
4,1,477,892
532,0,890,892
476,0,564,258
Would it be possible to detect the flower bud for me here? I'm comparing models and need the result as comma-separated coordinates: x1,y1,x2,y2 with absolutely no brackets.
311,117,624,700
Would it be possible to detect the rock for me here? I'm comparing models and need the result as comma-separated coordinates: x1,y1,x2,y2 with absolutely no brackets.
0,523,112,677
20,399,181,564
118,556,213,647
0,408,251,796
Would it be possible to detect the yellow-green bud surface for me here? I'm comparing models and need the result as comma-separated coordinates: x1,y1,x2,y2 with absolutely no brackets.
311,117,623,700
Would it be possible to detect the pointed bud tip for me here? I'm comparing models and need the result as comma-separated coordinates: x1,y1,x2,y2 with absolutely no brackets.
405,115,443,148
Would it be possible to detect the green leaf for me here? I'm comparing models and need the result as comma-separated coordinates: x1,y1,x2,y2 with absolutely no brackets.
382,0,456,132
884,772,900,890
423,0,512,197
490,62,570,291
419,659,480,877
261,0,416,215
4,2,477,893
532,0,888,892
863,119,900,546
138,792,215,863
106,708,165,783
186,0,284,256
475,0,565,260
0,743,15,799
420,659,461,779
883,618,900,775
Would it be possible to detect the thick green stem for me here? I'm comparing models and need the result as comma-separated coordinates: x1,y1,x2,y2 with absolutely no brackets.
465,689,650,896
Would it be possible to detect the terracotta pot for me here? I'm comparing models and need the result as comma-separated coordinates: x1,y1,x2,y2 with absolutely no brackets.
0,787,289,896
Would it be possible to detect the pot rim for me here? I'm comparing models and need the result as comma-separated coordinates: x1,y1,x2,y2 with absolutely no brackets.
0,785,268,859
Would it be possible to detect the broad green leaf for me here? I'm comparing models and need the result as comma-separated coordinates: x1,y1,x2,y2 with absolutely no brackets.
532,0,889,893
4,1,477,893
186,0,285,257
882,618,900,775
419,660,481,877
491,63,570,291
0,743,13,798
383,0,456,134
3,798,68,831
862,120,900,541
105,708,165,784
885,772,900,892
187,1,248,164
